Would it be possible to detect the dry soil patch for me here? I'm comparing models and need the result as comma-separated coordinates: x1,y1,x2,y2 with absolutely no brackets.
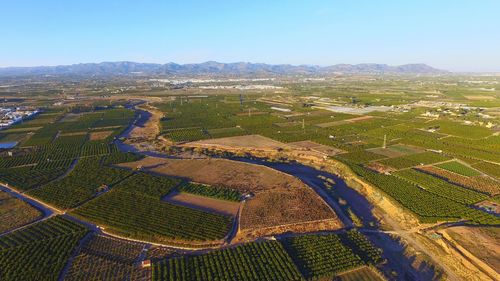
164,192,240,217
117,157,340,239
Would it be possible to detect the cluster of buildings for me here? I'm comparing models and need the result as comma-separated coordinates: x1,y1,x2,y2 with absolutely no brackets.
198,84,283,90
0,107,39,129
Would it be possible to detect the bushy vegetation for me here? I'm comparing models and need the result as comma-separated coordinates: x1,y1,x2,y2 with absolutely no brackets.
178,183,242,202
102,151,144,165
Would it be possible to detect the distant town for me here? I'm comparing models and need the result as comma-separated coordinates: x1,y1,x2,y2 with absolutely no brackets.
0,107,39,129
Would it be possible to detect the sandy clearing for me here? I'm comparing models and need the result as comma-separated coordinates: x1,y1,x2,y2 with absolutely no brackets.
59,131,88,137
288,140,345,156
90,126,122,130
444,226,500,274
89,130,113,140
316,115,375,128
464,95,496,100
164,192,240,217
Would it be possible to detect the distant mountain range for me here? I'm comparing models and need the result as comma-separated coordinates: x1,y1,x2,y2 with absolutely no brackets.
0,61,448,76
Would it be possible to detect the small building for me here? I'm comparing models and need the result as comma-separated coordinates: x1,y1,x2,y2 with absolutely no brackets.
141,260,152,268
270,106,292,112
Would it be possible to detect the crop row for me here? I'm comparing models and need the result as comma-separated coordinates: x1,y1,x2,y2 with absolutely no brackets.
0,166,69,191
435,161,481,177
281,233,367,280
394,169,487,204
345,160,499,224
416,166,499,196
28,157,132,209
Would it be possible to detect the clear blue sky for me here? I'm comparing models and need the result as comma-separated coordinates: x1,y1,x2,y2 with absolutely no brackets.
1,1,499,72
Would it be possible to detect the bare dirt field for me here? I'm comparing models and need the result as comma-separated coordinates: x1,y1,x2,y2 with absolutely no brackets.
117,157,341,240
59,131,88,137
337,266,385,281
288,140,345,156
235,111,268,116
239,188,338,230
183,134,346,160
444,226,500,275
183,134,290,151
89,130,113,140
464,95,496,100
0,190,42,233
164,191,240,217
316,115,375,128
364,162,396,174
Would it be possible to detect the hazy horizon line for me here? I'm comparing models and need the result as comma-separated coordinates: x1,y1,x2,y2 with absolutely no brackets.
1,60,499,74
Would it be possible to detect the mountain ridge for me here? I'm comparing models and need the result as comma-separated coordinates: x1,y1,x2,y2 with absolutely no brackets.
0,61,448,76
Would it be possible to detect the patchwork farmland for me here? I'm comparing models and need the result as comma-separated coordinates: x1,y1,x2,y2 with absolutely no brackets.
1,75,499,281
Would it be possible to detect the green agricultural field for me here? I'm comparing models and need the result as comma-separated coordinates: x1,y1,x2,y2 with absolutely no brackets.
435,161,482,177
0,165,71,191
64,234,149,281
343,159,499,224
0,216,88,281
472,161,500,179
426,120,493,139
1,75,500,281
394,169,487,204
152,240,303,281
28,157,132,209
337,150,386,163
378,152,450,169
71,172,232,243
177,182,242,202
280,231,381,280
